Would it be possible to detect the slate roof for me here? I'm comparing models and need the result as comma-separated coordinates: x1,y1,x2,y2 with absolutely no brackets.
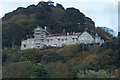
47,32,82,37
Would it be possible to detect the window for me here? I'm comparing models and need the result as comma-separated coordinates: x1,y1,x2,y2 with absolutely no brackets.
76,38,78,41
41,39,43,42
47,39,49,42
58,39,60,41
62,44,66,46
36,43,40,45
23,44,26,48
37,46,40,48
53,44,57,46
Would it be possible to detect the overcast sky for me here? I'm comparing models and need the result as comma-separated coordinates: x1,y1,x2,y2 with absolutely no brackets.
0,0,119,35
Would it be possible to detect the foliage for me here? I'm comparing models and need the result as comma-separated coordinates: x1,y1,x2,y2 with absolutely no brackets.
2,41,119,78
57,44,87,57
110,49,120,68
2,47,21,63
33,63,50,78
99,37,120,68
46,62,73,78
56,3,64,10
77,70,115,78
41,52,66,63
2,53,7,63
20,49,44,62
2,23,25,47
94,27,114,41
3,61,34,78
40,45,56,50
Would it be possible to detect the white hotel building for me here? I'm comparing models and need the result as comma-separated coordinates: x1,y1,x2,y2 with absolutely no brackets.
21,26,104,50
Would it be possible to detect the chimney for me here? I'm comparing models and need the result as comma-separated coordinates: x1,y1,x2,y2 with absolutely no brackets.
63,29,65,34
67,32,69,36
44,26,47,31
73,32,75,35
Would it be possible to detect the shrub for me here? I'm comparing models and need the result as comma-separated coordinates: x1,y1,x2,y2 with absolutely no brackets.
77,70,115,78
2,53,7,63
3,61,33,78
34,53,43,63
46,62,73,78
41,52,66,63
33,63,50,78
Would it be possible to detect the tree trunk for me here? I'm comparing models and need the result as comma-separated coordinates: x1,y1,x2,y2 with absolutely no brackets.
12,38,15,48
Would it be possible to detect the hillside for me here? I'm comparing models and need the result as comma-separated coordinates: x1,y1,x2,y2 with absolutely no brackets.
2,1,114,48
2,37,120,78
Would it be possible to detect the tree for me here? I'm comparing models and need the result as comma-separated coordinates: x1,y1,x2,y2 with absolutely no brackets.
65,8,85,32
33,63,50,78
2,53,7,63
2,23,25,48
95,54,110,70
41,52,66,63
110,50,120,68
46,62,73,78
56,3,64,10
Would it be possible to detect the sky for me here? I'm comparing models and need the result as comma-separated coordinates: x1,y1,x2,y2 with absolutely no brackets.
0,0,119,35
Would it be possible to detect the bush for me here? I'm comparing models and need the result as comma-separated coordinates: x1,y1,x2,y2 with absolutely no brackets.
2,53,7,63
34,53,43,63
33,63,50,78
46,62,73,78
3,61,34,78
2,48,21,63
57,44,88,58
110,50,120,68
20,49,43,62
41,52,66,63
77,70,115,78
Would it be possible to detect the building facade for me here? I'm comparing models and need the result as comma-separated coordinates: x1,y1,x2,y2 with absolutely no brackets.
21,26,104,50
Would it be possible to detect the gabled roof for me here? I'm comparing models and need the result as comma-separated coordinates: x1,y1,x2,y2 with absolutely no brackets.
47,33,66,37
78,31,94,39
34,26,44,31
34,25,49,34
